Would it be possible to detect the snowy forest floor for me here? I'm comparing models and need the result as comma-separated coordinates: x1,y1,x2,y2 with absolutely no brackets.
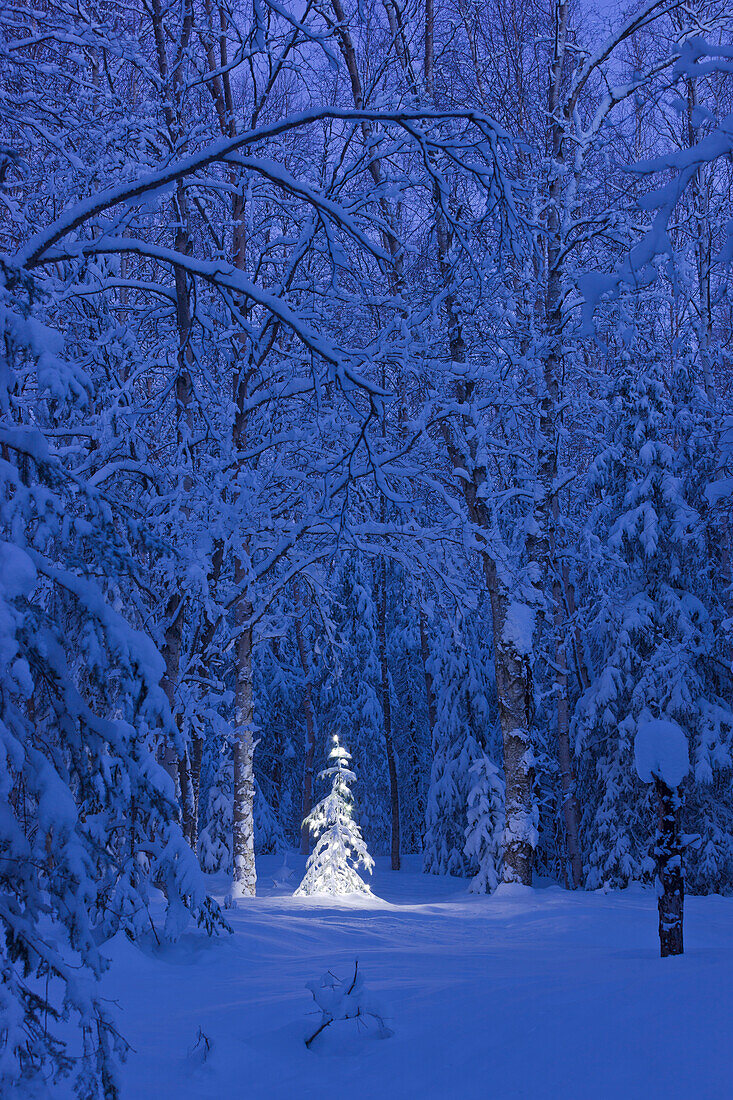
81,856,733,1099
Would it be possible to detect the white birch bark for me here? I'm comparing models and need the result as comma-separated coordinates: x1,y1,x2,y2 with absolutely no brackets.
230,588,257,900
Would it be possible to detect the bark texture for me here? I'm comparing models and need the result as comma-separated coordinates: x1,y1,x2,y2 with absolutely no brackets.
419,606,437,737
231,590,257,900
294,605,317,855
553,576,583,888
486,572,537,885
378,558,401,870
654,778,685,958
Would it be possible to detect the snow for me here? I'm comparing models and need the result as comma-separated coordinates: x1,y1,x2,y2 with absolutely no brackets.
0,541,37,600
59,855,733,1099
502,600,535,656
635,719,690,788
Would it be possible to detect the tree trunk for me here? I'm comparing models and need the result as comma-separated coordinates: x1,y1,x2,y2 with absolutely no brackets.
159,592,185,787
378,558,401,870
294,602,317,855
150,0,198,829
654,778,685,958
424,0,434,95
486,572,536,885
230,581,257,900
435,309,536,885
431,225,536,884
419,606,438,737
422,0,537,882
327,0,403,872
678,8,715,403
228,134,257,898
529,0,583,887
177,752,197,847
553,572,583,888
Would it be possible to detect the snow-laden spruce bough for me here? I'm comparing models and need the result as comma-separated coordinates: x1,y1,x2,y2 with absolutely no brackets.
295,737,374,897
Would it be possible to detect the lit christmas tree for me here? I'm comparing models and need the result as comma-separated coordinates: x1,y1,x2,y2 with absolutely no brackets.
294,736,374,896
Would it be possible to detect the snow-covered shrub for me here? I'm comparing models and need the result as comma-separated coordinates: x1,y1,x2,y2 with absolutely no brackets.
304,961,393,1047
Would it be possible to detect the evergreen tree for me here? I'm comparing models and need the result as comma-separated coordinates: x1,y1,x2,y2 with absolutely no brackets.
0,270,224,1095
318,554,388,852
198,747,233,874
388,570,432,854
423,607,500,878
294,736,374,896
670,354,733,892
464,754,505,893
575,357,733,889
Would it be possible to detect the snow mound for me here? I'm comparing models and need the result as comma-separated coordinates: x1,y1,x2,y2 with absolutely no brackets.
305,962,393,1048
492,882,535,899
634,719,689,788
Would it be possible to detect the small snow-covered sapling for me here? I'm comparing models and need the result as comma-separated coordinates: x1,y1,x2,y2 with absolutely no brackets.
634,718,690,957
304,960,393,1047
187,1027,213,1066
273,849,294,887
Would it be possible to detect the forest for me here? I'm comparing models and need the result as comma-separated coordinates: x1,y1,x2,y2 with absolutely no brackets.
1,0,733,1095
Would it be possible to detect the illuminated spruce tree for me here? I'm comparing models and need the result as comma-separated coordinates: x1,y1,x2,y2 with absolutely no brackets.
294,737,374,896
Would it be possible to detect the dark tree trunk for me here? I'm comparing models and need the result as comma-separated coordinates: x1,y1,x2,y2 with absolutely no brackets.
185,538,225,849
419,606,437,738
553,571,583,888
378,559,401,870
654,778,685,958
160,591,185,787
178,751,197,848
294,606,317,855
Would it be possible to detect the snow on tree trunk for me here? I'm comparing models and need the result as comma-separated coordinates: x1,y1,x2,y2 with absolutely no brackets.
295,736,374,896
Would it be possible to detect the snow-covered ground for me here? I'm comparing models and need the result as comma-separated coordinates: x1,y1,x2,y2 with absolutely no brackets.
88,856,733,1099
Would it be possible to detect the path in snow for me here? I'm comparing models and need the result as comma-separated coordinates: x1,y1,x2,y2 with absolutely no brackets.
98,855,733,1099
